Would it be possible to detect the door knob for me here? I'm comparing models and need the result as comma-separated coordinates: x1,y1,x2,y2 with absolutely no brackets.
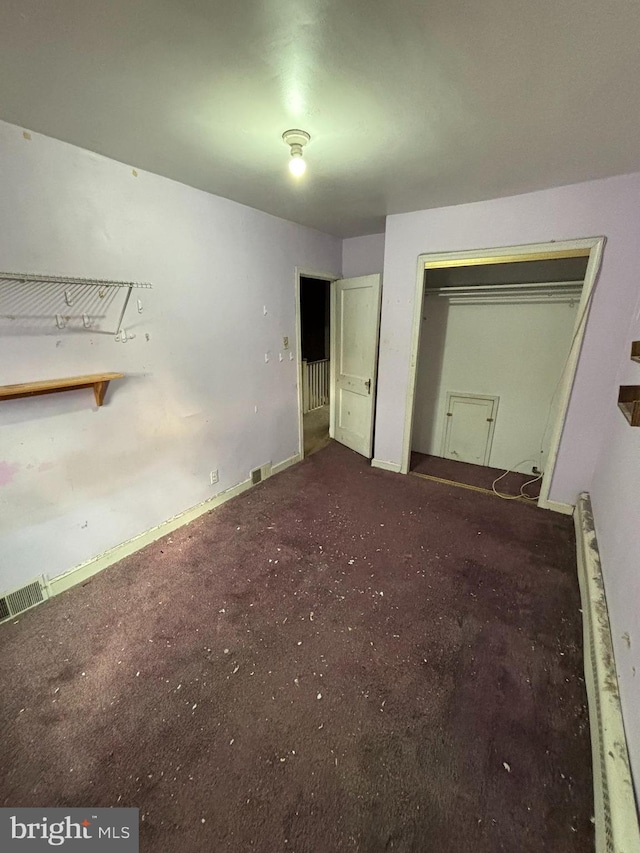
365,378,371,393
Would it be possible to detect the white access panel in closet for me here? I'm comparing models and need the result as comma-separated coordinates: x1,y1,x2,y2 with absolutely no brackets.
441,393,499,466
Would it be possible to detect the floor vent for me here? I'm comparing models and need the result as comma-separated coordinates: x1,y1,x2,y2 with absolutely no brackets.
251,462,272,485
575,493,640,853
0,577,49,624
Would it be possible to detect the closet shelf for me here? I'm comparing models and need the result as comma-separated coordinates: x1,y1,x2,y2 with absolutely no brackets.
0,271,152,289
618,386,640,427
0,373,124,407
0,271,152,336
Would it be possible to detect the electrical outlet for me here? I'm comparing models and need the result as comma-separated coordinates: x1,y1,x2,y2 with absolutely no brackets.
210,469,219,485
532,466,541,475
283,336,289,350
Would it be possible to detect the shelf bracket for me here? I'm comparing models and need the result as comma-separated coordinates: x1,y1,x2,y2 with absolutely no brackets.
115,285,134,337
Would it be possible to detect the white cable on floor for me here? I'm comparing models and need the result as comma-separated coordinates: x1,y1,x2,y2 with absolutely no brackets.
491,459,542,500
519,473,544,499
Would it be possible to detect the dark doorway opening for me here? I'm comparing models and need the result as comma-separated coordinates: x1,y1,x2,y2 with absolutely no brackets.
300,276,331,457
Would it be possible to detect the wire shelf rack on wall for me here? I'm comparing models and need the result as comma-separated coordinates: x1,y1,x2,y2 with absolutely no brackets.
0,271,152,338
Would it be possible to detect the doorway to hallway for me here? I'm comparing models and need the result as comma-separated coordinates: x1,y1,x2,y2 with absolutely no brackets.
295,269,383,462
300,275,331,457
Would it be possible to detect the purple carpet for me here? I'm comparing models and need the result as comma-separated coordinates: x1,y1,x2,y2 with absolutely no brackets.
1,442,592,852
411,452,543,499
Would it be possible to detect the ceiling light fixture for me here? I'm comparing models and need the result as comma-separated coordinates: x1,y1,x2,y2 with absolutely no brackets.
282,129,310,177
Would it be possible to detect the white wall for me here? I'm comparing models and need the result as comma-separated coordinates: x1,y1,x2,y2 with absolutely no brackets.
0,119,341,593
342,233,385,278
412,297,579,473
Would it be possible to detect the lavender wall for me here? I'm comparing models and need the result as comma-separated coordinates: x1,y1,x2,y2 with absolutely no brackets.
0,120,341,592
590,292,640,786
2,115,639,792
342,233,385,278
375,173,640,504
375,173,640,786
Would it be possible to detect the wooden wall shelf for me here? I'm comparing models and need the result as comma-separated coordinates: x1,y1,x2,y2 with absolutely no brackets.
631,341,640,363
618,386,640,427
0,373,124,407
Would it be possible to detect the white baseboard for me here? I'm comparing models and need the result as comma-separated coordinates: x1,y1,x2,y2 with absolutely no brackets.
574,492,640,853
49,478,252,596
537,497,575,515
371,458,402,474
49,452,303,599
272,452,302,475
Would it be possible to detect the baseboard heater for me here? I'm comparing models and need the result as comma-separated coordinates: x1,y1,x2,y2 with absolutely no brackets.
575,493,640,852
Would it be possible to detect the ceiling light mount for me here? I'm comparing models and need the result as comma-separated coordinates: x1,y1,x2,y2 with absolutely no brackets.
282,129,310,177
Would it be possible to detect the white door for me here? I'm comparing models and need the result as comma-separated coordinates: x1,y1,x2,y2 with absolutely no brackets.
442,393,499,466
333,274,382,458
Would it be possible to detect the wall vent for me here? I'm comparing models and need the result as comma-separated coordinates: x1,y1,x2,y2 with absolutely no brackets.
0,577,49,624
251,462,272,485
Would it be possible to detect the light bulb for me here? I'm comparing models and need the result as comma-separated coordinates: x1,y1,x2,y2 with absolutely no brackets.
289,154,306,177
283,130,310,179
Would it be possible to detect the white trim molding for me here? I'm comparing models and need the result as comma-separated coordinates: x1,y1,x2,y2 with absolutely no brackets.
371,458,402,474
294,267,340,459
49,478,253,596
48,452,303,599
574,492,640,853
400,237,606,504
272,452,302,476
537,498,575,516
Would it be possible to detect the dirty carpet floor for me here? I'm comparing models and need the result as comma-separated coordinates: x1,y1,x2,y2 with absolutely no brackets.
410,452,542,499
1,443,592,852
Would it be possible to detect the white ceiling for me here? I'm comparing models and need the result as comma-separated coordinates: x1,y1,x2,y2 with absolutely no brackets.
1,0,640,237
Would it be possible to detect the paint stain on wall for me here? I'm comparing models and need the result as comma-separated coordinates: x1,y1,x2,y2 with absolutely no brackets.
0,461,20,485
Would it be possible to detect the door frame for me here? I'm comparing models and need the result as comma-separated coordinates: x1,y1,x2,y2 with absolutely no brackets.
295,267,339,459
400,237,606,511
